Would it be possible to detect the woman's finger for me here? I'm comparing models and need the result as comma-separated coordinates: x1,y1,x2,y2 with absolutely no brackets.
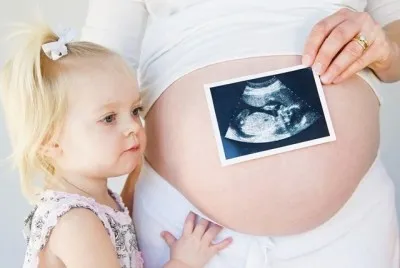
202,223,223,245
313,19,361,77
210,237,233,252
333,31,390,84
193,217,210,239
183,211,196,236
302,8,351,66
161,231,177,247
332,43,378,83
320,35,366,84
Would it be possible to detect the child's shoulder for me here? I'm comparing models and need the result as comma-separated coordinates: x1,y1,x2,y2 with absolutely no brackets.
23,190,134,268
24,191,112,251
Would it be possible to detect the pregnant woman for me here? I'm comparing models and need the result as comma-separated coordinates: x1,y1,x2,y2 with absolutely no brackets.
81,0,400,267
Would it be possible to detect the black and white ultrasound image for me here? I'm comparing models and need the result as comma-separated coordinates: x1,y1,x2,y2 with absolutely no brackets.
207,67,334,163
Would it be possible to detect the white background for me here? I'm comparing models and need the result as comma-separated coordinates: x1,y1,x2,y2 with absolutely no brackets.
0,0,399,266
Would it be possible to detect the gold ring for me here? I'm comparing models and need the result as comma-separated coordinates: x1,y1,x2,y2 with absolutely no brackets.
352,34,369,51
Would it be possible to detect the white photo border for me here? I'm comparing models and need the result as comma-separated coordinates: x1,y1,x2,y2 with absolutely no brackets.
204,65,336,166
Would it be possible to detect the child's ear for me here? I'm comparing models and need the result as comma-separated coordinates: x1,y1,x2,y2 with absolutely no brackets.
42,142,62,158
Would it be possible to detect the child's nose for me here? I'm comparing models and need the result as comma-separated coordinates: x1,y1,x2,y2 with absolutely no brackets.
123,120,141,137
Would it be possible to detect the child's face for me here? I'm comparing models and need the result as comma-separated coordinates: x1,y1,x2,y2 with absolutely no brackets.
54,57,146,179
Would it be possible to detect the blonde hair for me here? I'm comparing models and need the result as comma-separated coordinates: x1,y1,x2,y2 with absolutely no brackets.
0,22,116,201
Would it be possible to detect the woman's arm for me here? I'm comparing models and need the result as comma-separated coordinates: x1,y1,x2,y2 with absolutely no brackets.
121,157,142,215
302,0,400,84
80,0,148,70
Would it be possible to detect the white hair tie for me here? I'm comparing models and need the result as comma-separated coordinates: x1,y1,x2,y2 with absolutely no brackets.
41,27,76,61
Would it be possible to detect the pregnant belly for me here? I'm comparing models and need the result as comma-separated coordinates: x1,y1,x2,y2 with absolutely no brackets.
144,55,380,235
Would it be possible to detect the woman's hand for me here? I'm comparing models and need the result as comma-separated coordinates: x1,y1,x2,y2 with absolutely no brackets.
162,212,232,268
302,8,397,84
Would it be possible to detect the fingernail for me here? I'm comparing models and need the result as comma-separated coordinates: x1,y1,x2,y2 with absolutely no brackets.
312,62,322,74
320,73,331,84
302,54,312,66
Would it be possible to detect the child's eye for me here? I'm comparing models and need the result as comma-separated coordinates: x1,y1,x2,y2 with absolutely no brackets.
102,114,116,124
132,106,143,117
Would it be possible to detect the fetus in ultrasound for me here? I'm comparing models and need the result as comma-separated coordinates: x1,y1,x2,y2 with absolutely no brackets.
225,77,321,143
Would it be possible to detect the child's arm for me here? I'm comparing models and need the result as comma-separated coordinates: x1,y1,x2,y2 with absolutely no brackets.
161,212,232,268
164,260,192,268
121,157,142,215
47,208,120,268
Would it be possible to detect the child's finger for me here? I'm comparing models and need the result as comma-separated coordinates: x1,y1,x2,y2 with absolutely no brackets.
183,212,196,236
161,231,177,247
202,223,222,244
193,217,210,239
211,237,233,252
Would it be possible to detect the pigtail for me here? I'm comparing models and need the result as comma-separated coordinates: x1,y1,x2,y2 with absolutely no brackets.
0,23,66,201
0,21,117,202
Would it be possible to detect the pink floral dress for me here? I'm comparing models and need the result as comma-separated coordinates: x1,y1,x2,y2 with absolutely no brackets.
22,190,143,268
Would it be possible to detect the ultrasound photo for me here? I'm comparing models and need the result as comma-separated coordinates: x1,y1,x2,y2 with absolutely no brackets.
204,65,336,166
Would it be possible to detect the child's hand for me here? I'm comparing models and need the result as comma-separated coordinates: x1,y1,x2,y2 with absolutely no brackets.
161,212,232,268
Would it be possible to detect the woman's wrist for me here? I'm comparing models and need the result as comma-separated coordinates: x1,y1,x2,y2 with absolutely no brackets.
370,41,400,83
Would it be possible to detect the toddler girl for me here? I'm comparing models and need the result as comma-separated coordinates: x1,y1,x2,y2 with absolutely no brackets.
0,23,231,268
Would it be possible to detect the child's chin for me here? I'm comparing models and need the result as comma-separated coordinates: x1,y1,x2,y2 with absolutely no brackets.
107,154,140,177
118,161,140,176
109,168,135,178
